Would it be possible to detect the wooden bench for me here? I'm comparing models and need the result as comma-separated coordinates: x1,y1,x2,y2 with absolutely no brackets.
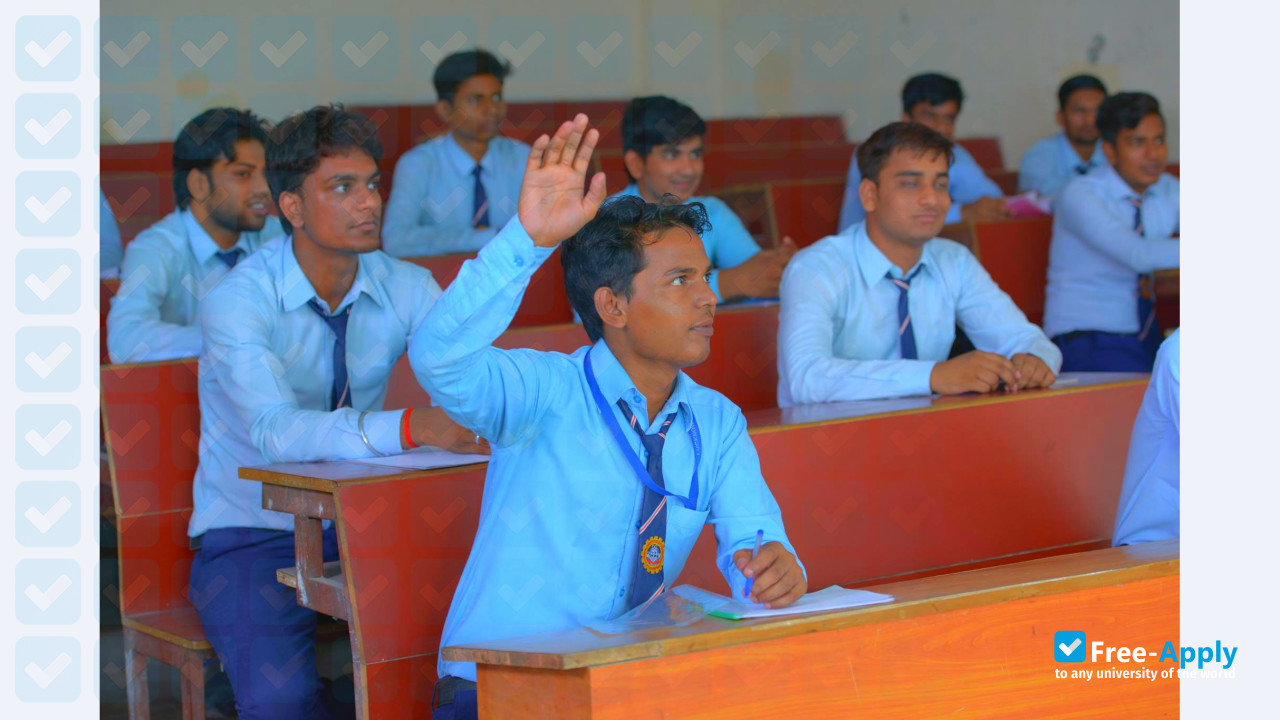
956,136,1006,171
402,247,574,328
247,372,1147,718
968,216,1055,325
446,540,1179,718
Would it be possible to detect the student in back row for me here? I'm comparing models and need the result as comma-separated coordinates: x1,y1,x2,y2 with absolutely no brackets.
780,122,1060,406
613,95,795,301
1043,91,1179,372
106,108,284,363
1018,74,1109,202
383,49,530,256
838,73,1008,232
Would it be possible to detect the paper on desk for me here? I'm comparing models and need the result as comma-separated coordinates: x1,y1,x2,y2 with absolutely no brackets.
1005,191,1052,218
672,584,894,620
356,447,490,470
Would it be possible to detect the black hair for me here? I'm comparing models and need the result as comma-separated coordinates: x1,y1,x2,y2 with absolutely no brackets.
561,195,711,343
433,49,511,104
264,105,383,236
856,121,955,184
1057,74,1108,110
901,73,964,115
171,107,269,210
1095,92,1162,145
621,96,707,182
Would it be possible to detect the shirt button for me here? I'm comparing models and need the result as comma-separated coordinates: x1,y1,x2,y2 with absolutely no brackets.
514,255,524,267
618,588,625,598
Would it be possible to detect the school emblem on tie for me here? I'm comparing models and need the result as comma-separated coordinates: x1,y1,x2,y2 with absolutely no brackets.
641,536,665,574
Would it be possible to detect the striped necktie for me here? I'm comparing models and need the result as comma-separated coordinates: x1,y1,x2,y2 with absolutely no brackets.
306,300,352,410
471,165,490,229
615,399,679,611
1130,197,1157,341
888,265,926,360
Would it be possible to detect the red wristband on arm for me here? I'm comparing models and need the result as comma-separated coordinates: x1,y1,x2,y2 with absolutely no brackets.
401,408,418,449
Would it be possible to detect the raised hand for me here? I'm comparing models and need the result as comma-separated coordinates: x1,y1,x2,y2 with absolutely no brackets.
518,113,609,248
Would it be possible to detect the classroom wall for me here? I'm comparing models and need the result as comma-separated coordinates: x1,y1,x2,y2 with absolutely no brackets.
101,0,1179,163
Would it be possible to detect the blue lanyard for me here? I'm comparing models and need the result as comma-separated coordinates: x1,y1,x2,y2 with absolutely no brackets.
584,347,700,510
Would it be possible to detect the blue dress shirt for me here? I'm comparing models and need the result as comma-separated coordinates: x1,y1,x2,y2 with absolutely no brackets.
382,133,531,257
837,143,1002,231
409,217,800,682
1042,164,1180,338
100,188,123,278
1113,329,1180,546
189,238,443,536
778,222,1062,406
106,209,283,363
1017,131,1107,202
613,184,762,302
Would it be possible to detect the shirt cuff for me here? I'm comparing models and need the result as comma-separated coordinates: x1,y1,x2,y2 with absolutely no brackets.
360,409,407,456
709,269,725,302
906,360,939,396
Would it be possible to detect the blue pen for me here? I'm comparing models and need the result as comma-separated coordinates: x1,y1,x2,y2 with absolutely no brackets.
744,529,764,600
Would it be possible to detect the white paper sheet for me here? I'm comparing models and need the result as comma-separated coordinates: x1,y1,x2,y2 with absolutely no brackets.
355,447,490,470
672,584,894,620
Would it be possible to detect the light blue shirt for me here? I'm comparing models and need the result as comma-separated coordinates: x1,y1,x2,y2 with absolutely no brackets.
107,209,282,363
409,217,799,682
100,188,123,278
189,238,443,536
1113,330,1180,546
1017,131,1107,201
614,184,762,302
837,143,1002,231
778,222,1062,406
1043,163,1180,338
382,133,531,257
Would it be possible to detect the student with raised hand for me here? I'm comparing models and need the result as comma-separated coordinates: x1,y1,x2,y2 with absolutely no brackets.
780,122,1061,407
382,49,531,257
1113,329,1180,546
838,73,1008,231
106,108,283,363
189,105,486,720
614,95,796,301
412,115,805,720
1018,74,1109,201
1043,92,1179,372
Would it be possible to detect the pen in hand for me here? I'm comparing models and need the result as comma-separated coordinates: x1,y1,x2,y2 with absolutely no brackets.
744,529,764,601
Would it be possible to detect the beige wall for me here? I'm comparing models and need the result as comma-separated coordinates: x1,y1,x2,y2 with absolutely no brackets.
102,0,1179,162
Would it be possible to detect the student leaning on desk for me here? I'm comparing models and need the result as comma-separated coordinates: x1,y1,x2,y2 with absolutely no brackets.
408,114,807,720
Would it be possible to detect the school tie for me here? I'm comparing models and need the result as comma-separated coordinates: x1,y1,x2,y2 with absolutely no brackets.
616,399,679,610
471,165,490,229
214,249,242,269
888,265,926,360
1130,197,1157,341
306,300,352,410
1074,164,1091,175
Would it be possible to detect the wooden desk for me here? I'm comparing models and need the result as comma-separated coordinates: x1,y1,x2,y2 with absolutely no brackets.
446,540,1179,719
247,373,1147,718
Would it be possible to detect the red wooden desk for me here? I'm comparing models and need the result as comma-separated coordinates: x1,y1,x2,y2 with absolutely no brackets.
246,373,1147,718
447,541,1179,719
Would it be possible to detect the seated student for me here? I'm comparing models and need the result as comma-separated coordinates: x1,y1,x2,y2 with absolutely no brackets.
100,187,123,278
779,122,1061,406
1018,74,1109,201
412,115,806,720
1112,329,1180,546
838,73,1008,231
189,105,486,720
613,95,796,301
382,49,530,257
1042,92,1179,372
106,108,283,363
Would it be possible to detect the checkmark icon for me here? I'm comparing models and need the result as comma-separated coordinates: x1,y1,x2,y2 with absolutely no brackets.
25,342,73,379
260,30,308,68
25,31,73,67
108,420,151,455
104,31,150,67
25,419,72,456
103,109,151,143
1058,638,1082,656
811,32,857,67
181,31,229,68
577,31,624,68
734,31,781,68
498,32,545,67
25,264,73,301
420,30,467,64
25,574,73,611
655,32,702,67
25,496,72,533
890,32,937,67
25,187,73,223
1054,630,1087,662
341,31,389,68
25,652,72,689
25,109,73,146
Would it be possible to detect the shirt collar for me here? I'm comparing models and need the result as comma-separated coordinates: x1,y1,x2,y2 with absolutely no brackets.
589,338,692,425
851,221,934,287
1056,131,1106,173
442,132,497,177
1097,162,1154,202
275,237,388,314
182,209,250,266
